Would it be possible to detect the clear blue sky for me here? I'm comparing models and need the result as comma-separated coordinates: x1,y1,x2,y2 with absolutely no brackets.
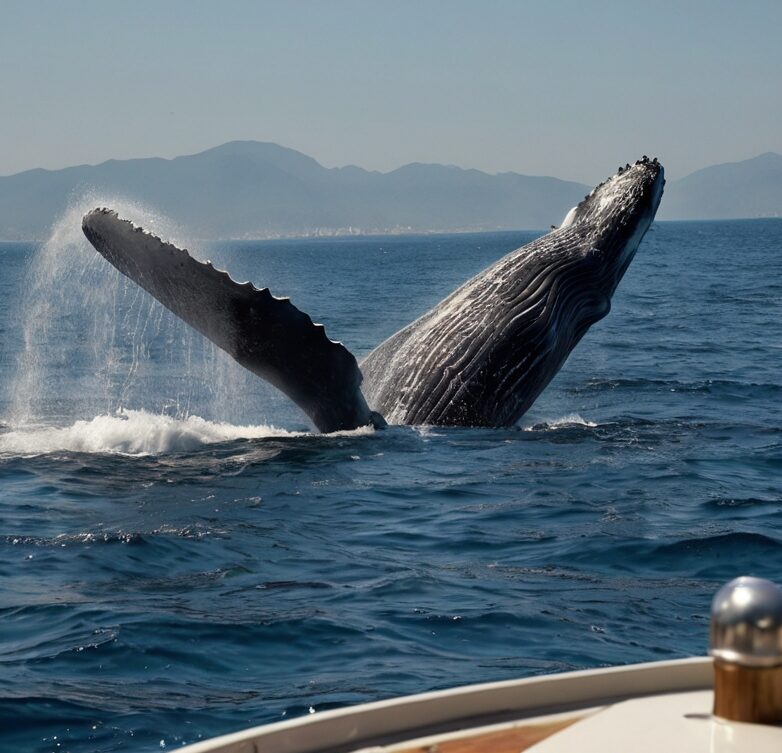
1,0,780,182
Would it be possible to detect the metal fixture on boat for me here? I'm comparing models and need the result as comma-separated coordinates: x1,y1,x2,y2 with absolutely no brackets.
710,576,782,724
710,576,782,667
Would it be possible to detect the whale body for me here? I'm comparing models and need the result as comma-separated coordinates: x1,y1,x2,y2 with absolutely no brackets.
82,159,664,432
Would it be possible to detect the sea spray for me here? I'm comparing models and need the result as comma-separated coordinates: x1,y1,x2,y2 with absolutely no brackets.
0,409,308,456
0,409,375,456
6,195,289,431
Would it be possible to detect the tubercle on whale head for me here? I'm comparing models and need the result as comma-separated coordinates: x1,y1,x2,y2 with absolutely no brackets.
565,158,665,231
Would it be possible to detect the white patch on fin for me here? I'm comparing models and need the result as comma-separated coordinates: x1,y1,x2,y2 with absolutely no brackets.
559,206,578,229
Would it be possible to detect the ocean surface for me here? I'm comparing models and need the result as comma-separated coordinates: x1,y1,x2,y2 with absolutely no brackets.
1,209,781,753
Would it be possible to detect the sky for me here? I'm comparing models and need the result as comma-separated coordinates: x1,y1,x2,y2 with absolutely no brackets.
1,0,780,183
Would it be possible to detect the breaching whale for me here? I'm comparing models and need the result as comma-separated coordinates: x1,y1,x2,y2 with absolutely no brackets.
82,158,664,432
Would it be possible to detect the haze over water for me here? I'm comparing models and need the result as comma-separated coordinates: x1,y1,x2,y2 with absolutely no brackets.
1,215,781,752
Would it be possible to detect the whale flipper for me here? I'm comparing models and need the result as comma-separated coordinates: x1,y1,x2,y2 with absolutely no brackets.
82,209,379,432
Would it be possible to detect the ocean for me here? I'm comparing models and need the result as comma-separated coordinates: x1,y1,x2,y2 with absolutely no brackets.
1,213,781,752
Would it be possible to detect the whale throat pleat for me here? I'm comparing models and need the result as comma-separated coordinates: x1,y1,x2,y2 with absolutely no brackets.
361,229,609,426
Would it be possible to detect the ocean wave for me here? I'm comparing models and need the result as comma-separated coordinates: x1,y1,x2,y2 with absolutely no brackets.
568,377,782,397
3,525,225,548
703,496,782,509
566,531,782,579
651,531,782,557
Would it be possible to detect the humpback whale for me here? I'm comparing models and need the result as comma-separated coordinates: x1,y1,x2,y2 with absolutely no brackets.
82,158,664,432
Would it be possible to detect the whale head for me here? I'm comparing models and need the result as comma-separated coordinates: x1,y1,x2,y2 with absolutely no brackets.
558,157,665,300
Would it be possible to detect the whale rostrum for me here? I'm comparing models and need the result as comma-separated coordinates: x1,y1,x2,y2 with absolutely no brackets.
82,158,664,432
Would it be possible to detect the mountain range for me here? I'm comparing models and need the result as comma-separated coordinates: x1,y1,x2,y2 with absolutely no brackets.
0,141,780,240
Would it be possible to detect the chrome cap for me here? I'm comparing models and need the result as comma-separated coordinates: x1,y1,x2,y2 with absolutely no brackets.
710,576,782,667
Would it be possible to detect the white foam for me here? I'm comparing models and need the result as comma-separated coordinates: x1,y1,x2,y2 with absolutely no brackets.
522,413,598,431
0,409,365,457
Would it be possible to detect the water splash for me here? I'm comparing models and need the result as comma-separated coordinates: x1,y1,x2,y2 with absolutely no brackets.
6,195,294,431
0,409,375,457
522,413,599,431
0,409,302,456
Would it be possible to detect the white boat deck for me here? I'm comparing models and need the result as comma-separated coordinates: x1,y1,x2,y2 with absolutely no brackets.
177,657,782,753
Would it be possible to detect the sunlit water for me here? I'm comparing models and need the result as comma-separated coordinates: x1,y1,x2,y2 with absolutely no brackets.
0,214,780,752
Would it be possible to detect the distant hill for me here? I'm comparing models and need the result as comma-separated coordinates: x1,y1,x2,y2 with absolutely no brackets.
659,152,782,220
1,142,780,240
0,141,589,240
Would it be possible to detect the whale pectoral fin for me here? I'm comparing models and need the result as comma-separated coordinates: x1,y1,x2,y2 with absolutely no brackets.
82,208,378,433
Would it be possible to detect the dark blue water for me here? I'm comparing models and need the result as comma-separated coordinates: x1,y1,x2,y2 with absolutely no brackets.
1,217,781,753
